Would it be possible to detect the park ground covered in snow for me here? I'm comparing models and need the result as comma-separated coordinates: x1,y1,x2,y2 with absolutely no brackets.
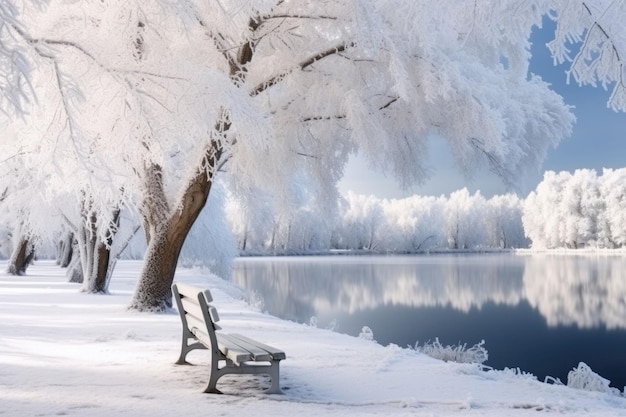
2,260,626,417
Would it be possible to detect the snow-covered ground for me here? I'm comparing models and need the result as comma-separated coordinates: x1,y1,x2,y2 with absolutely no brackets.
2,260,626,417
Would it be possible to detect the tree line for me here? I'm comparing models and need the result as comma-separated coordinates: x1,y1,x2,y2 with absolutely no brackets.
226,189,528,253
227,167,626,254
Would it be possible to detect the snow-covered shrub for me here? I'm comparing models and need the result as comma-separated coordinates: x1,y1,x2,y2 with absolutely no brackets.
359,326,375,342
414,338,488,364
567,362,622,396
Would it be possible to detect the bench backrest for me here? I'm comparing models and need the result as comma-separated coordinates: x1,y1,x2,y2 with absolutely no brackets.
172,282,221,349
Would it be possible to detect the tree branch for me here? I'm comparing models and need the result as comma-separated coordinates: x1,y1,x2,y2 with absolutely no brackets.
581,2,621,61
301,95,399,122
259,14,338,23
469,137,514,187
574,1,626,109
250,42,354,96
12,23,185,82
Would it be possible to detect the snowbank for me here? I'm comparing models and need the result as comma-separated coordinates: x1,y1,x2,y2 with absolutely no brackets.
1,260,625,416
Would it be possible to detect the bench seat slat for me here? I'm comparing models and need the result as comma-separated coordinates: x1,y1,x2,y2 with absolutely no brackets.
219,334,273,361
216,334,252,363
228,334,286,360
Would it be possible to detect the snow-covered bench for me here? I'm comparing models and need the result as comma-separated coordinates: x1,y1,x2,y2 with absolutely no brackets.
172,282,286,394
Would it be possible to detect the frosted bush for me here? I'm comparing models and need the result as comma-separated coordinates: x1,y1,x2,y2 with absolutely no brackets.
359,326,375,341
415,338,488,364
567,362,622,396
245,291,265,313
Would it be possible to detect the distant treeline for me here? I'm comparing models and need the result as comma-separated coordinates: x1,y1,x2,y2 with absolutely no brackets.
226,188,528,254
226,168,626,254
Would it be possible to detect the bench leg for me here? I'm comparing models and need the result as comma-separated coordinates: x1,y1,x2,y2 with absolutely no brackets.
175,337,205,365
203,360,225,394
203,378,222,394
202,360,283,395
175,343,190,365
264,361,283,394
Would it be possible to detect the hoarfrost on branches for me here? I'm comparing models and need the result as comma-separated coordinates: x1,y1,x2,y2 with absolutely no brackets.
567,362,623,396
522,168,626,249
415,338,489,365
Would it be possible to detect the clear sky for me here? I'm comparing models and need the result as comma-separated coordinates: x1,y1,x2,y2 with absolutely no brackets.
338,19,626,199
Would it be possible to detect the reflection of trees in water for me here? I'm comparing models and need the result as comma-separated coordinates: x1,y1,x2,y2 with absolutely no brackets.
522,255,626,329
232,256,525,321
233,255,626,329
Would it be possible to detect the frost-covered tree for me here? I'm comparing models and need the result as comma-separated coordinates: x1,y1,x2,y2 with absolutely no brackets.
0,159,57,275
339,193,385,251
484,194,527,249
379,195,446,252
226,188,276,252
524,168,626,249
2,0,626,310
560,169,602,248
598,168,626,247
523,171,571,248
444,189,487,250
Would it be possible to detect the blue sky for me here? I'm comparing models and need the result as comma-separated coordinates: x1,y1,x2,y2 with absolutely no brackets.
338,20,626,199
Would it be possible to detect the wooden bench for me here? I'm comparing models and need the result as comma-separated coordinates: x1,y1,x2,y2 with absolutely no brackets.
172,282,286,394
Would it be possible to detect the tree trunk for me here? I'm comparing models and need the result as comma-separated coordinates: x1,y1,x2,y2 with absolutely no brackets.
81,240,110,294
81,210,120,294
7,238,34,275
67,254,83,283
58,232,74,268
129,229,181,311
129,151,217,312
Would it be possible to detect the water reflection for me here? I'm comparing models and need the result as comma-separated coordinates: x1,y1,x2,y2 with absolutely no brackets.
233,254,626,329
232,254,626,388
523,254,626,329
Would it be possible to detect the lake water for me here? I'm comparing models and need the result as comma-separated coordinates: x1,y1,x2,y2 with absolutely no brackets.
231,253,626,391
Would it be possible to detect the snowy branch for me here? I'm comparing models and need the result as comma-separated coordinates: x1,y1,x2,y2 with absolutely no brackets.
301,114,346,122
250,42,354,96
260,14,338,22
469,137,513,188
12,23,186,82
566,1,626,111
301,96,398,123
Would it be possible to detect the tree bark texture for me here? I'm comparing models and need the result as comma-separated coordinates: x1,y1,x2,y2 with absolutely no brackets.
7,238,34,276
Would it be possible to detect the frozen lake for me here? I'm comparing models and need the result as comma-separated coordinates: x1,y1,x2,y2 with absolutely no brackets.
232,253,626,390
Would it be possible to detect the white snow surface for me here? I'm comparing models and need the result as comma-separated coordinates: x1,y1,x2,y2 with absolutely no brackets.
2,260,626,417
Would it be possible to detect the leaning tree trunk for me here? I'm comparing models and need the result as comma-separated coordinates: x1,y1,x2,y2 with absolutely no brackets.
7,238,34,276
129,150,218,312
